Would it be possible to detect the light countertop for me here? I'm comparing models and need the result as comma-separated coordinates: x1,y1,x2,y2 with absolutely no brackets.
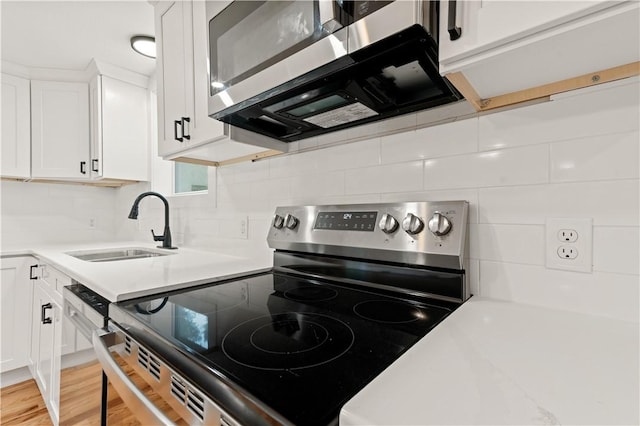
340,297,639,425
4,244,637,424
2,241,272,302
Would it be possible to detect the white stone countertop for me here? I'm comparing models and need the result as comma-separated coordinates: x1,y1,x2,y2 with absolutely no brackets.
341,297,639,425
1,241,272,302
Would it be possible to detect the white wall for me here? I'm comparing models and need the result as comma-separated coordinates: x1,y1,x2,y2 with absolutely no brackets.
0,181,117,247
118,77,639,322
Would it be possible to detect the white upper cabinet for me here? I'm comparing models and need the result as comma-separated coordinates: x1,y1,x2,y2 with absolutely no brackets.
31,80,90,179
90,75,149,181
156,0,228,158
1,73,31,179
155,0,279,165
156,1,191,156
439,1,640,108
439,1,617,65
156,1,226,158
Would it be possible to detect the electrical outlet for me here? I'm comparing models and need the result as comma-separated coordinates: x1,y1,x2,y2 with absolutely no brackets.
239,218,248,239
546,218,592,273
557,245,578,259
557,229,578,242
89,218,96,229
219,217,249,239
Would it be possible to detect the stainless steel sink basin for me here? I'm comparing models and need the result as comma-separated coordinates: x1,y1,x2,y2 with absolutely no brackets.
66,248,173,262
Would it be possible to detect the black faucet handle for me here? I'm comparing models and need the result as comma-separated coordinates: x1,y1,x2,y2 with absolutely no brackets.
151,229,165,242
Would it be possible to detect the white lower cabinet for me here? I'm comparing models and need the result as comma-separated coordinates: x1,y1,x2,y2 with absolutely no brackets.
29,262,86,425
31,277,63,423
0,257,35,373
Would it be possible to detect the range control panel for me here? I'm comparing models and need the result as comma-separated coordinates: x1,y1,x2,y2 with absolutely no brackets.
267,201,468,270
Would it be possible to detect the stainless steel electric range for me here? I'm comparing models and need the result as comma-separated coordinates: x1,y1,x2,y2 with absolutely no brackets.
93,201,470,426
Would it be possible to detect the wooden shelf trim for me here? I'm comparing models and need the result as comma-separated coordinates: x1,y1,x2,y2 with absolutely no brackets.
1,177,141,188
172,149,283,168
446,61,640,112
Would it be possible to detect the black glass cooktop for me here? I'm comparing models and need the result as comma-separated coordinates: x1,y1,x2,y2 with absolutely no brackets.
116,272,453,425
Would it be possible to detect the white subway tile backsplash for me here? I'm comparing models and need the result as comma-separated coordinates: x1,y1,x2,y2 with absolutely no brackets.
547,180,639,227
467,258,480,297
232,160,270,183
425,144,549,190
381,118,478,164
550,131,640,183
345,161,423,195
469,224,544,265
593,227,640,275
478,81,640,151
268,150,319,179
479,261,639,322
479,180,639,226
291,171,345,198
314,139,380,172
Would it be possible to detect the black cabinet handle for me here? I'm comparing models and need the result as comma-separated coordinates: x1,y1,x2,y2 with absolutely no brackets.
174,120,183,142
30,264,38,280
92,159,99,172
448,0,462,40
80,161,87,174
181,117,191,140
41,303,52,325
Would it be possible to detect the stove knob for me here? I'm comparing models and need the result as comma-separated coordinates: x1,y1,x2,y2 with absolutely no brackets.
284,214,299,230
378,213,399,234
272,214,285,229
428,212,452,236
402,213,424,235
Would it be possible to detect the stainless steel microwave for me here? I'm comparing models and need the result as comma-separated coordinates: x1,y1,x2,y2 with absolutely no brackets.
207,1,462,142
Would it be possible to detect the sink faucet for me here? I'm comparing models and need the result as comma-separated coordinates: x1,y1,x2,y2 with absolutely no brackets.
128,191,177,249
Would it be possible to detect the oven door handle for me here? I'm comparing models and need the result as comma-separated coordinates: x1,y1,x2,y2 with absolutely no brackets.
92,329,175,426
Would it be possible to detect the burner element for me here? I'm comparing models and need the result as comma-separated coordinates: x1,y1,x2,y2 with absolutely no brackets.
251,320,329,354
222,312,354,371
353,300,428,323
283,286,338,302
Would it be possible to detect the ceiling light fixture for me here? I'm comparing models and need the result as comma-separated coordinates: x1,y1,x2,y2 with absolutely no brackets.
130,35,156,59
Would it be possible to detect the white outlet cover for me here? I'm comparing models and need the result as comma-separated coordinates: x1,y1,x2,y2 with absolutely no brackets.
545,218,593,273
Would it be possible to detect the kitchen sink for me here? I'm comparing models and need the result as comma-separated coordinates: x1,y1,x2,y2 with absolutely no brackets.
66,247,174,262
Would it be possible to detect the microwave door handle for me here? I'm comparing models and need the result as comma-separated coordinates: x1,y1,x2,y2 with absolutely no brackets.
319,0,344,33
92,329,175,426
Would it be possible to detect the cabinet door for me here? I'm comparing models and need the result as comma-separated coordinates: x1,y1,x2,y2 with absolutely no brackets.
32,282,55,398
156,1,190,156
31,80,90,179
89,75,103,179
190,0,226,144
439,0,617,66
49,300,63,423
1,74,31,179
100,75,150,181
0,257,34,372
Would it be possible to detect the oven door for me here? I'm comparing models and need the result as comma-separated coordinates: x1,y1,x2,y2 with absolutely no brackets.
92,322,231,426
208,0,352,116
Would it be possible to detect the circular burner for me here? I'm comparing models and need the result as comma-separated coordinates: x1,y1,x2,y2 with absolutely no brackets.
283,286,338,302
353,300,427,324
222,312,354,371
251,320,328,354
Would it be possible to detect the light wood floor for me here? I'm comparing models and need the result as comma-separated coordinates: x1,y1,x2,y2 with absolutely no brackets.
0,360,184,425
